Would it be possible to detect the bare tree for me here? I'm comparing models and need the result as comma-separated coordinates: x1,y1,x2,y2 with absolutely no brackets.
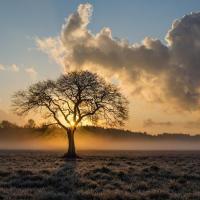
12,71,128,158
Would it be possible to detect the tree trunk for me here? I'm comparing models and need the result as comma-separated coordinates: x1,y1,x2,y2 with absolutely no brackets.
64,129,77,158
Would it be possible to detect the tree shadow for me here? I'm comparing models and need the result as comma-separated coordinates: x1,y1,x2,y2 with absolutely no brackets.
46,158,79,199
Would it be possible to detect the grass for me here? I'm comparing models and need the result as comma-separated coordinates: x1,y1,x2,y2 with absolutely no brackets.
0,150,200,199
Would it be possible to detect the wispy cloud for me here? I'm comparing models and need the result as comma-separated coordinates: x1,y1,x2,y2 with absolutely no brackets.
143,118,173,128
184,119,200,129
0,64,20,72
25,67,37,78
10,64,19,72
0,64,5,71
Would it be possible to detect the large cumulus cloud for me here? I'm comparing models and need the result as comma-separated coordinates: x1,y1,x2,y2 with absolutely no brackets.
36,4,200,111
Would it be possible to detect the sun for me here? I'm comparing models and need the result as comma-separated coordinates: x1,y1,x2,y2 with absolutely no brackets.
70,121,75,127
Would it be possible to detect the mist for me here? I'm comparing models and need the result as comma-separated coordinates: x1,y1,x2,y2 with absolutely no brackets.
1,127,200,151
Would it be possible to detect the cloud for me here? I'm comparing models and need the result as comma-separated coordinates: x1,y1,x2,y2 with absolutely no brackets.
143,118,173,128
184,119,200,129
0,64,5,71
36,37,66,68
10,64,19,72
0,64,20,72
25,67,37,78
36,4,200,111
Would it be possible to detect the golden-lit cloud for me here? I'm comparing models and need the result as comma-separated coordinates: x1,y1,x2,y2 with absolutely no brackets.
36,4,200,114
36,37,66,68
184,119,200,129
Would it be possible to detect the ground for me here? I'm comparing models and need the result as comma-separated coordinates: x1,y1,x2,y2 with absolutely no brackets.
0,151,200,200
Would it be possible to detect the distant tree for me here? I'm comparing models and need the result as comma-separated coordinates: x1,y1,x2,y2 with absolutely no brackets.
24,119,36,128
0,120,18,128
12,70,128,158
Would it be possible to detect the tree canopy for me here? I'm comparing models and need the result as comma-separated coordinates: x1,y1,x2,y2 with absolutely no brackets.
12,70,128,158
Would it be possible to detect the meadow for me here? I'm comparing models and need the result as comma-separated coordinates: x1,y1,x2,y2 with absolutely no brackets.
0,150,200,200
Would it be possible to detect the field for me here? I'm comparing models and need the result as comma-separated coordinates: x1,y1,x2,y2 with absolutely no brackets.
0,151,200,200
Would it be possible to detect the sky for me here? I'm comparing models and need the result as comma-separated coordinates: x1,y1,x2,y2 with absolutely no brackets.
1,0,200,134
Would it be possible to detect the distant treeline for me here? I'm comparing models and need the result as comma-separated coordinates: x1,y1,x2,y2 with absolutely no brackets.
82,126,200,142
1,119,200,142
